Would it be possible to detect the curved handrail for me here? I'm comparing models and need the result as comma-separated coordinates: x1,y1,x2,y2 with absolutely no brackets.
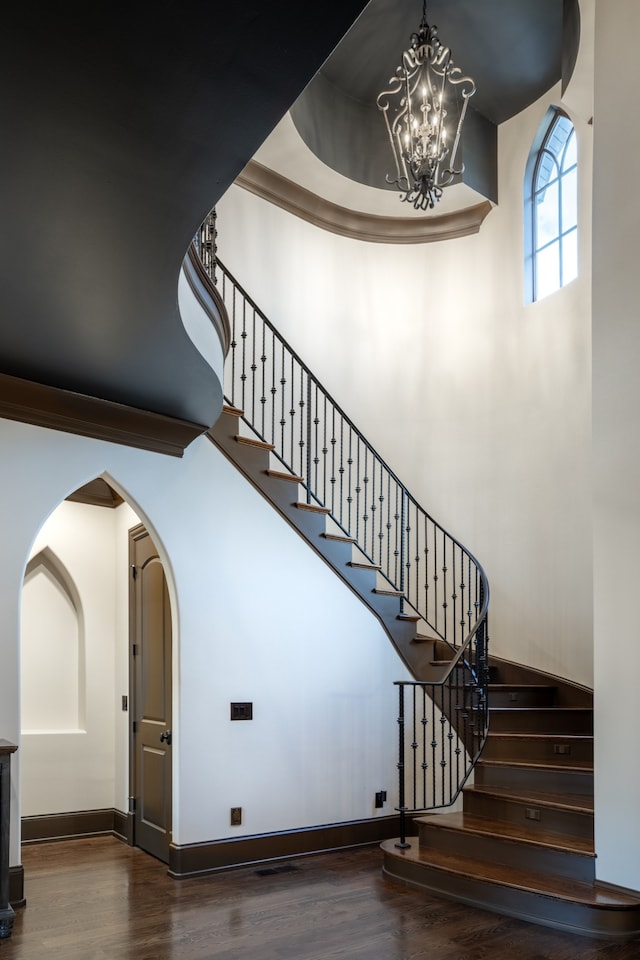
191,210,489,821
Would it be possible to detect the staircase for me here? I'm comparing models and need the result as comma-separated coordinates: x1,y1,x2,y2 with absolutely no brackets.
194,230,640,938
210,404,451,682
382,660,640,939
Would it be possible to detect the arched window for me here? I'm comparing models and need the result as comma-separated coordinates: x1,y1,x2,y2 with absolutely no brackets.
525,109,577,303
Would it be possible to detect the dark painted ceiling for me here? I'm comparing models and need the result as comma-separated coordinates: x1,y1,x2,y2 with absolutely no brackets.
0,0,577,436
323,0,567,125
291,0,576,197
0,1,368,427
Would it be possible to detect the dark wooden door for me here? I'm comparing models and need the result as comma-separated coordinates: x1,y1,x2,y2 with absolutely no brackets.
129,524,172,864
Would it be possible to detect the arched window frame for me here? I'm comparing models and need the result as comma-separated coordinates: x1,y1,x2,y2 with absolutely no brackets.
524,107,578,304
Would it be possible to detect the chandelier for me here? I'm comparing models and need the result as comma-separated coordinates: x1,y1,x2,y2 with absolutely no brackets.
377,0,475,211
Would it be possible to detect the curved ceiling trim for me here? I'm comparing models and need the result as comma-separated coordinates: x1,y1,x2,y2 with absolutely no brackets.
236,161,494,245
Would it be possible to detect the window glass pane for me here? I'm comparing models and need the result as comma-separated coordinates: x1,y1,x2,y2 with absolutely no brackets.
535,180,559,249
561,167,578,232
563,129,577,170
536,240,561,300
535,151,558,192
562,228,578,286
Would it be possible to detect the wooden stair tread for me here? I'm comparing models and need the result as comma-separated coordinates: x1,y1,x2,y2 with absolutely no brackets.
478,758,593,775
222,404,243,417
487,732,592,741
382,839,640,908
467,784,594,813
320,532,356,543
413,634,439,644
293,502,330,514
265,469,303,483
490,705,591,712
374,588,404,597
234,434,275,451
397,612,421,622
416,811,594,855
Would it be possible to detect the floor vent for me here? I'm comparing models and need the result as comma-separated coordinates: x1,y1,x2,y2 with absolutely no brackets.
254,864,299,877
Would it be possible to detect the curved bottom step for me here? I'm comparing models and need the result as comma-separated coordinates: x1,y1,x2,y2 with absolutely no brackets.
381,838,640,940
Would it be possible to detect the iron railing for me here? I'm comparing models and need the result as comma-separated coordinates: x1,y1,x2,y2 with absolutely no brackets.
193,211,489,837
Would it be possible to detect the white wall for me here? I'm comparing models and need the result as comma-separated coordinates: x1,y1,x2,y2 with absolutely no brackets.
592,0,640,891
216,80,593,688
21,502,117,816
0,417,408,866
20,497,141,819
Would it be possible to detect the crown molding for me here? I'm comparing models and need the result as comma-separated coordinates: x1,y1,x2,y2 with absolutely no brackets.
236,160,493,244
0,373,208,457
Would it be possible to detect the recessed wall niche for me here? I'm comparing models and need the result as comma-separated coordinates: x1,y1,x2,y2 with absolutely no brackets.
21,548,84,732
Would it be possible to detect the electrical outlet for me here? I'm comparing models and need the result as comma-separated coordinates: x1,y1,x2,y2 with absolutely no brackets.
375,791,386,809
230,806,242,826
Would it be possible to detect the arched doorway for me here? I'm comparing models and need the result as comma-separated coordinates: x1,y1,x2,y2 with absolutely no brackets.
20,477,173,863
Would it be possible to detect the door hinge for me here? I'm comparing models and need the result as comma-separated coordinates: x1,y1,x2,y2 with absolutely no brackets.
131,564,137,580
128,796,136,813
132,644,138,657
132,720,137,735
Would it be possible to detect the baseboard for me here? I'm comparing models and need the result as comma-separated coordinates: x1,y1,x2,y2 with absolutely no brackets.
597,879,640,900
21,808,128,845
9,866,24,909
169,814,401,879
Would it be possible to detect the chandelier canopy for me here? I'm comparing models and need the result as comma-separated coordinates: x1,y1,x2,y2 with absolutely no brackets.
377,1,476,210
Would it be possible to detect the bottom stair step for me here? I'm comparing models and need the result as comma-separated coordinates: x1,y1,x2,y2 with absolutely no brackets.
381,838,640,939
416,811,595,882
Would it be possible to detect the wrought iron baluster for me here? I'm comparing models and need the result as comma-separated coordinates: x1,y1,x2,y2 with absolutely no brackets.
411,685,418,812
370,454,377,567
442,529,448,643
399,489,406,610
347,429,353,533
355,441,361,544
250,307,257,428
413,502,420,616
362,447,369,559
229,280,237,408
259,315,267,439
433,522,439,635
311,384,319,499
269,329,276,448
240,299,247,413
279,342,286,461
338,416,345,527
321,394,328,508
395,683,410,849
300,370,307,495
330,406,337,519
421,685,428,810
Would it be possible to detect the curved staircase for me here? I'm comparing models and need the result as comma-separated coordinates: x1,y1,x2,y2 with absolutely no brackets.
195,231,640,939
383,660,640,939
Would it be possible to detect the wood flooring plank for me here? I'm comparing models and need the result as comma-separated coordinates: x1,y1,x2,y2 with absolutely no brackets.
1,838,638,959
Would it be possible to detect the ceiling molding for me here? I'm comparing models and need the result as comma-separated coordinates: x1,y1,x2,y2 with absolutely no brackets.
66,480,125,509
236,161,493,244
0,373,208,457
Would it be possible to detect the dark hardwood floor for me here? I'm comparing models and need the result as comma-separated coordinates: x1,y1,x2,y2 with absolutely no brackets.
3,837,639,959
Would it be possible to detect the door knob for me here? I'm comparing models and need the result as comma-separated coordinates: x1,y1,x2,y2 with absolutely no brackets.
160,730,172,745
